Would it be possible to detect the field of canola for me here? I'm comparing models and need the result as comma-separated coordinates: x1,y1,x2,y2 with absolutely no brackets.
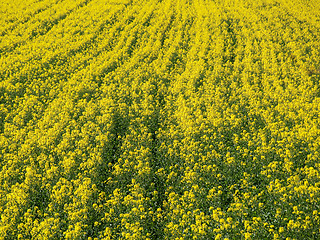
1,0,320,239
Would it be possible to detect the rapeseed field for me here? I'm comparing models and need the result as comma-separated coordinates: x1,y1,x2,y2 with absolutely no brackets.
1,0,320,239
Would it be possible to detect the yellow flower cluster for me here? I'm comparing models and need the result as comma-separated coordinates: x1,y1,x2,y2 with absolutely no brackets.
1,0,320,239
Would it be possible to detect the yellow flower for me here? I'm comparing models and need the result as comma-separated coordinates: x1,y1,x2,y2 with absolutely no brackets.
215,234,222,240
